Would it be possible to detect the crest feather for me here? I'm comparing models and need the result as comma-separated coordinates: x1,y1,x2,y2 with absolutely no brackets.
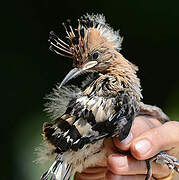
49,14,123,60
80,13,123,51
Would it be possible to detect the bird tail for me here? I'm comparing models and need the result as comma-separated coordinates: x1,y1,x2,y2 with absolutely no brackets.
41,160,72,180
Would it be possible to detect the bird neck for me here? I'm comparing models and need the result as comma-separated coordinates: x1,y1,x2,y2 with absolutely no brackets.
105,53,142,101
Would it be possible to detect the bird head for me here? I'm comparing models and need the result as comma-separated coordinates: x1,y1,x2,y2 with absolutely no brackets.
49,14,124,87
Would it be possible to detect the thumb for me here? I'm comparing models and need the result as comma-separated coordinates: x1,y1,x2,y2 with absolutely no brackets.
130,121,179,160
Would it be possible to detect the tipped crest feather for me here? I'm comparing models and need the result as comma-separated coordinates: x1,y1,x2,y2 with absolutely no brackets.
49,14,123,62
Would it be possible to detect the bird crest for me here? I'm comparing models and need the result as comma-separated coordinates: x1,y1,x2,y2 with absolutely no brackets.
49,14,123,68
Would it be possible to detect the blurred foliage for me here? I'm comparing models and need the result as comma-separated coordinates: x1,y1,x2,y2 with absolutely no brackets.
1,0,179,179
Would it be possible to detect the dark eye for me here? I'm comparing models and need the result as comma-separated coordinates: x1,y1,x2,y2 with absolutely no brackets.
92,52,99,60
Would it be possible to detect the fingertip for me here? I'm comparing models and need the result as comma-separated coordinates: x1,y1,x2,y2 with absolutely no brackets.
130,138,153,160
107,154,128,174
113,132,133,151
113,137,127,151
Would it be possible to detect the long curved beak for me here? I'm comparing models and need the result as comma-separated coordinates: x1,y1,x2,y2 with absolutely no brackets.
59,60,98,88
59,67,82,88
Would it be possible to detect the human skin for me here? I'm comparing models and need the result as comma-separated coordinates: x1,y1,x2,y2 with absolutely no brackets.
75,116,179,180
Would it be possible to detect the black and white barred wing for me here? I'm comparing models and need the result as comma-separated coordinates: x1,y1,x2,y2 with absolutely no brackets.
41,86,137,180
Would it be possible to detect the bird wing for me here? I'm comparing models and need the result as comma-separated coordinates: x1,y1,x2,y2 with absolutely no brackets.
43,88,137,152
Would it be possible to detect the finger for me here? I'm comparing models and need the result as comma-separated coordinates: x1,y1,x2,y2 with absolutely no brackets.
130,121,179,160
75,169,106,180
82,167,107,174
113,116,162,151
107,153,171,178
106,172,156,180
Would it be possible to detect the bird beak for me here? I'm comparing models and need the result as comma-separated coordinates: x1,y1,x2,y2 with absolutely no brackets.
59,67,82,88
59,61,98,88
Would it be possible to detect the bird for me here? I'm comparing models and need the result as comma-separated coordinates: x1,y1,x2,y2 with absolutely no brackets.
39,13,179,180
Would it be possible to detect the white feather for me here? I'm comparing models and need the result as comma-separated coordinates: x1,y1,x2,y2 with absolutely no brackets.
81,13,123,51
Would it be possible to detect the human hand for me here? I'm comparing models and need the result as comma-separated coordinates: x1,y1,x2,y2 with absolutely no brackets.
74,116,179,180
106,116,179,180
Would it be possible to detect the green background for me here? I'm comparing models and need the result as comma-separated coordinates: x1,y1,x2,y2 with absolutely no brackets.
1,0,179,179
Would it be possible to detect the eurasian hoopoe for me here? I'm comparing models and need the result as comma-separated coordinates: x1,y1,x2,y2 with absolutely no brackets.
39,14,179,180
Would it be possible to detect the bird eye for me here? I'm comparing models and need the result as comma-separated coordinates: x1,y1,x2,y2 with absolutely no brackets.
92,52,99,60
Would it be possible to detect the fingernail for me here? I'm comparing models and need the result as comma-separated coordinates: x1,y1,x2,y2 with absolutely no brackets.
120,132,133,145
134,139,151,155
109,154,128,169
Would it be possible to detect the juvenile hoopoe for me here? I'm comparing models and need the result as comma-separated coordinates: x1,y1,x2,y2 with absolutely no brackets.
39,14,179,180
